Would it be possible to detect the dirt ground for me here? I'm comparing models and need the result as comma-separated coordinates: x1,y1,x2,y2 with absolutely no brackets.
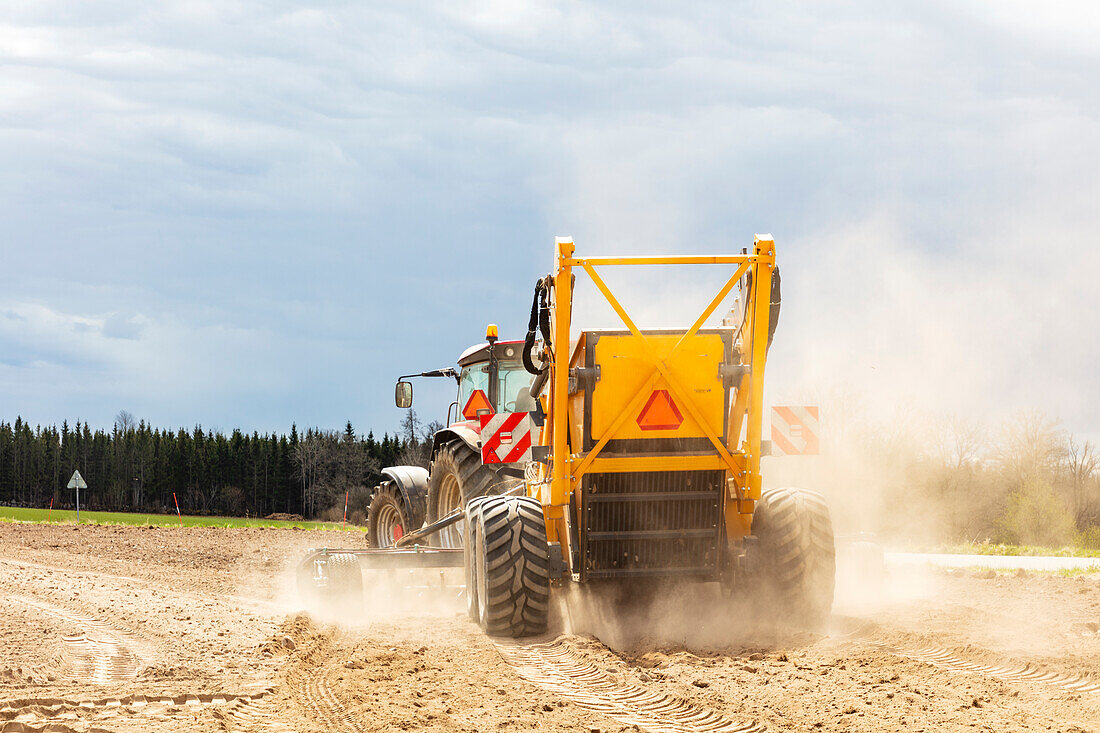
0,524,1097,732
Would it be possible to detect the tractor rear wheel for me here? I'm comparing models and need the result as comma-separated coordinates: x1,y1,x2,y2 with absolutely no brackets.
475,496,550,637
427,441,517,548
750,487,835,629
368,483,411,548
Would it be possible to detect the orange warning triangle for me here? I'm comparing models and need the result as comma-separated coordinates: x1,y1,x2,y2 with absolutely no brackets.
637,389,684,431
462,389,494,420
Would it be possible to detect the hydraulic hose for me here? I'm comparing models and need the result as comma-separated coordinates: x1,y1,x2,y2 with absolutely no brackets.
538,278,552,344
523,277,551,376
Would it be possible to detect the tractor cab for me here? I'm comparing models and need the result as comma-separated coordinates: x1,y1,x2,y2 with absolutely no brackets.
382,324,540,550
393,324,537,427
454,338,536,424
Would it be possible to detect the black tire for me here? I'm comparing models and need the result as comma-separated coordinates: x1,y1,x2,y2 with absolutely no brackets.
427,441,518,548
322,553,363,615
464,496,492,622
368,483,412,548
751,487,835,629
476,496,550,637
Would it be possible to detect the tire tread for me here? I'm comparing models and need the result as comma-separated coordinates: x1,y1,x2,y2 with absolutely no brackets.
476,496,550,637
751,487,835,627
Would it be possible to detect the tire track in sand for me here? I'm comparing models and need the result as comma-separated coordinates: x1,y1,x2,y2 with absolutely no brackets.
218,690,298,733
0,674,294,732
0,689,274,723
10,596,144,685
286,633,367,733
5,592,295,731
834,617,1100,695
876,643,1100,694
494,636,765,733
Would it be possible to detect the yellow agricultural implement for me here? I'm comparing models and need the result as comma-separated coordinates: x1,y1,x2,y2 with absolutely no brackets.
299,235,835,637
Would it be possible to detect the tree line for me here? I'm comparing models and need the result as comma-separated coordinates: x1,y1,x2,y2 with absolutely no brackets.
0,410,437,521
5,405,1096,547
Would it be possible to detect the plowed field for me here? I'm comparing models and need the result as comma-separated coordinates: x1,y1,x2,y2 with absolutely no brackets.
0,523,1097,732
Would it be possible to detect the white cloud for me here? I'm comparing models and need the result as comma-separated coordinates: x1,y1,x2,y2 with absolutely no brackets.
0,1,1096,438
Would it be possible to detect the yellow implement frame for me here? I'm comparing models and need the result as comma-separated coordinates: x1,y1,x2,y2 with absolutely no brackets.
540,236,777,551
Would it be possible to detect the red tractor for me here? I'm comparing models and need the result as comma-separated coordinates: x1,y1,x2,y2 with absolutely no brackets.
366,325,539,548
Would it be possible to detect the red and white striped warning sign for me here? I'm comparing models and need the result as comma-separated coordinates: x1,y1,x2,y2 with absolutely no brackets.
770,406,820,455
478,411,535,464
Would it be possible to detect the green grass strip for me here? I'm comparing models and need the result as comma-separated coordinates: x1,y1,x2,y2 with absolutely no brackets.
0,505,364,531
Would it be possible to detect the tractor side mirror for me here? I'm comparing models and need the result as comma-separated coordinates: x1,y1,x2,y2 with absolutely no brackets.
395,380,413,408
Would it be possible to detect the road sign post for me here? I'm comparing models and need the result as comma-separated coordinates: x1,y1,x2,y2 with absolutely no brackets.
67,470,88,522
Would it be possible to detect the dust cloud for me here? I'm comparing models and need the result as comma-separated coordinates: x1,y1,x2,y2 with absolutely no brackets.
293,565,467,628
297,218,1095,656
554,581,819,654
544,215,1100,654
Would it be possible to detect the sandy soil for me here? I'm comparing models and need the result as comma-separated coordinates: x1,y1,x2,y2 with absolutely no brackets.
0,523,1097,733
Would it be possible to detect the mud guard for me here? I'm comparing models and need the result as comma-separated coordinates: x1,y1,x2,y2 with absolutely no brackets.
430,426,480,458
381,466,429,527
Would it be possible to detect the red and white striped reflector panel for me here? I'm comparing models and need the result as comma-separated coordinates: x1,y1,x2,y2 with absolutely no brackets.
770,406,820,455
478,411,535,465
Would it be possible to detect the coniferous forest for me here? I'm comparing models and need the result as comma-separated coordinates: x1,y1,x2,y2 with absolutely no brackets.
0,412,433,521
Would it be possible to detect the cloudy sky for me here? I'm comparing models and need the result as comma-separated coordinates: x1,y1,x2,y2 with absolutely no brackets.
1,1,1097,441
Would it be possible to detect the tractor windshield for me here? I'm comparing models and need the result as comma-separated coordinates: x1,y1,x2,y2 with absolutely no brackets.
499,363,536,412
457,361,535,418
457,364,490,418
